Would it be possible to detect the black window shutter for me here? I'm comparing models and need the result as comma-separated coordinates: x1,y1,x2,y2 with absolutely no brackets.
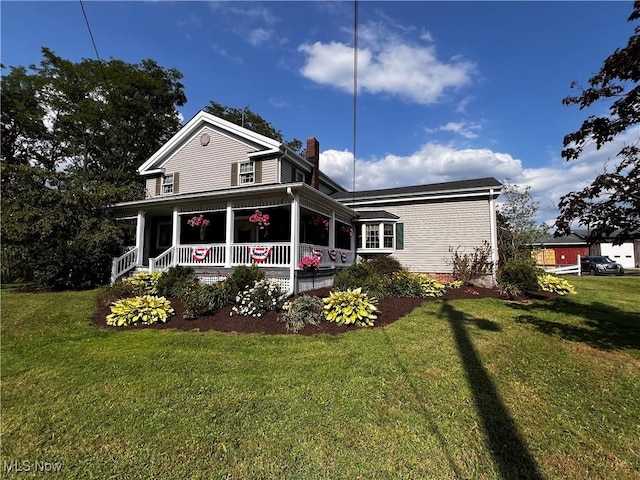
155,177,161,196
254,160,262,183
396,223,404,250
173,172,180,193
231,163,238,186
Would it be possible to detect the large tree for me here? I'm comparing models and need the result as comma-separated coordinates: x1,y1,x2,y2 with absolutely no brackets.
204,101,303,154
1,49,187,288
555,2,639,244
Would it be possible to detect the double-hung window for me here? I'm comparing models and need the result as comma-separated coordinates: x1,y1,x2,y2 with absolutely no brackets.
383,223,394,248
239,161,254,184
365,224,380,248
162,173,174,194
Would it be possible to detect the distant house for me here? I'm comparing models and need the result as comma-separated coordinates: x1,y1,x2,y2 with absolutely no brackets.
532,230,639,269
111,110,502,293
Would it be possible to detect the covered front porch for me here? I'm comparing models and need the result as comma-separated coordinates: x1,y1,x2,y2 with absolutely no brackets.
111,184,356,294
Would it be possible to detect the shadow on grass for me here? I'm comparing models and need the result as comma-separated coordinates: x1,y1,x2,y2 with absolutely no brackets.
509,298,640,351
438,302,543,480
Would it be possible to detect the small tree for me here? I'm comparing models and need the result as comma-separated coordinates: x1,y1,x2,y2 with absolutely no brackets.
497,182,549,265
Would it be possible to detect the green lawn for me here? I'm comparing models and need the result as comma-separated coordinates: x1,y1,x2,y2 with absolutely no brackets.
1,276,639,479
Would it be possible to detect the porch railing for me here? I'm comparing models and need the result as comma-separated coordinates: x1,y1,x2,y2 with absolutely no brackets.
299,244,353,268
175,244,226,266
111,246,138,283
231,243,291,266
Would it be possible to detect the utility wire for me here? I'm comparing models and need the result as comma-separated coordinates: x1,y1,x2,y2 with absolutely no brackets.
353,0,359,197
79,0,108,84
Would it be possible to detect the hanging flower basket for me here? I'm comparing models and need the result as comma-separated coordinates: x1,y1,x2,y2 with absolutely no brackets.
187,214,210,240
340,225,353,236
310,215,329,231
249,210,270,234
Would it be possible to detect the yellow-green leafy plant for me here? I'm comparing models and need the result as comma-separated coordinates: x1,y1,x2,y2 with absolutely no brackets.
537,274,577,295
415,274,446,297
447,280,463,289
323,287,378,327
106,295,175,326
122,271,163,295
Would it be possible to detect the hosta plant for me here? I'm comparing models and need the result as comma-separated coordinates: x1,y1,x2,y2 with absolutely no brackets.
232,279,284,318
537,274,577,295
447,280,463,289
106,295,175,326
323,287,378,327
279,295,325,333
122,271,163,295
415,274,446,297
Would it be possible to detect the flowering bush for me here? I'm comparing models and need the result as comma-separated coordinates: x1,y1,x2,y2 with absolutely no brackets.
187,215,210,240
299,255,321,271
249,210,270,229
231,279,284,317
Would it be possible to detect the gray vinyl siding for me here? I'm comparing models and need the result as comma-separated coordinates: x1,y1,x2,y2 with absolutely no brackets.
356,199,492,273
149,127,278,197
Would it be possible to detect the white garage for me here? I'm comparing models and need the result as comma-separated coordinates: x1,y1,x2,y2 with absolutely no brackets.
600,242,636,269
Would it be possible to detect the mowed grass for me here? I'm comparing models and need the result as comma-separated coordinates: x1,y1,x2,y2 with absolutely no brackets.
1,276,639,479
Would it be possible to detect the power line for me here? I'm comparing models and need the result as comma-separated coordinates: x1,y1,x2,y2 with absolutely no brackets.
353,0,358,197
79,0,108,84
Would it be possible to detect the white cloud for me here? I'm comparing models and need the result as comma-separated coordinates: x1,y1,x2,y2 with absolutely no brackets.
210,44,243,65
430,121,481,139
298,22,474,104
247,28,273,46
320,127,639,227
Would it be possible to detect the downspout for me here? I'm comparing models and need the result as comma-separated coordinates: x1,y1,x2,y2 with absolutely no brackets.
287,187,299,295
489,189,498,284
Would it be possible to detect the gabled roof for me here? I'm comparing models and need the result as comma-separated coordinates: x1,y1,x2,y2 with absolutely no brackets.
332,177,502,205
138,110,282,175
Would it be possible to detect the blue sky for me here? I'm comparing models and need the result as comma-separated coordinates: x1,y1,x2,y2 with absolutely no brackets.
2,1,636,225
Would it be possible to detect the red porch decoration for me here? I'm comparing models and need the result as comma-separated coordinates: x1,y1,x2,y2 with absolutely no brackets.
248,246,273,263
192,247,211,262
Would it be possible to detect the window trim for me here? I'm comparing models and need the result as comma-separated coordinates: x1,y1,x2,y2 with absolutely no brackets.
358,221,397,253
161,173,174,195
238,161,255,184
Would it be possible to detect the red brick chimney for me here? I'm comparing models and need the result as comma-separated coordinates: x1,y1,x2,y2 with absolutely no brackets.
307,136,320,190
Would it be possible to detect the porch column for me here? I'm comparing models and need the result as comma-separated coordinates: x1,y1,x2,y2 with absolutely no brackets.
489,189,498,280
172,208,180,247
329,212,336,250
290,193,300,294
136,210,146,266
225,201,234,268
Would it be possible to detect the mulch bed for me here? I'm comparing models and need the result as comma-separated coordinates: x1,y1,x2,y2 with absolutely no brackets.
93,286,523,336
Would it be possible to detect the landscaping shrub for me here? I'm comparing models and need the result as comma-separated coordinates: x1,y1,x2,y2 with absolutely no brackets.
416,274,446,297
122,271,162,295
383,270,425,297
537,274,577,295
156,265,197,298
279,295,325,333
229,265,265,295
366,255,403,276
447,242,493,284
498,259,542,296
334,262,386,298
181,279,234,319
232,279,284,317
106,295,174,326
447,280,463,289
96,279,146,307
323,287,378,327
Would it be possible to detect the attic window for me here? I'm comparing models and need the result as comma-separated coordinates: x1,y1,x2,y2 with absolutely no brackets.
239,161,254,184
162,173,174,194
295,170,305,182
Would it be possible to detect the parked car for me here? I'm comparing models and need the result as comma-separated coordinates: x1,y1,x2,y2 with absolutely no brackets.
580,256,624,276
